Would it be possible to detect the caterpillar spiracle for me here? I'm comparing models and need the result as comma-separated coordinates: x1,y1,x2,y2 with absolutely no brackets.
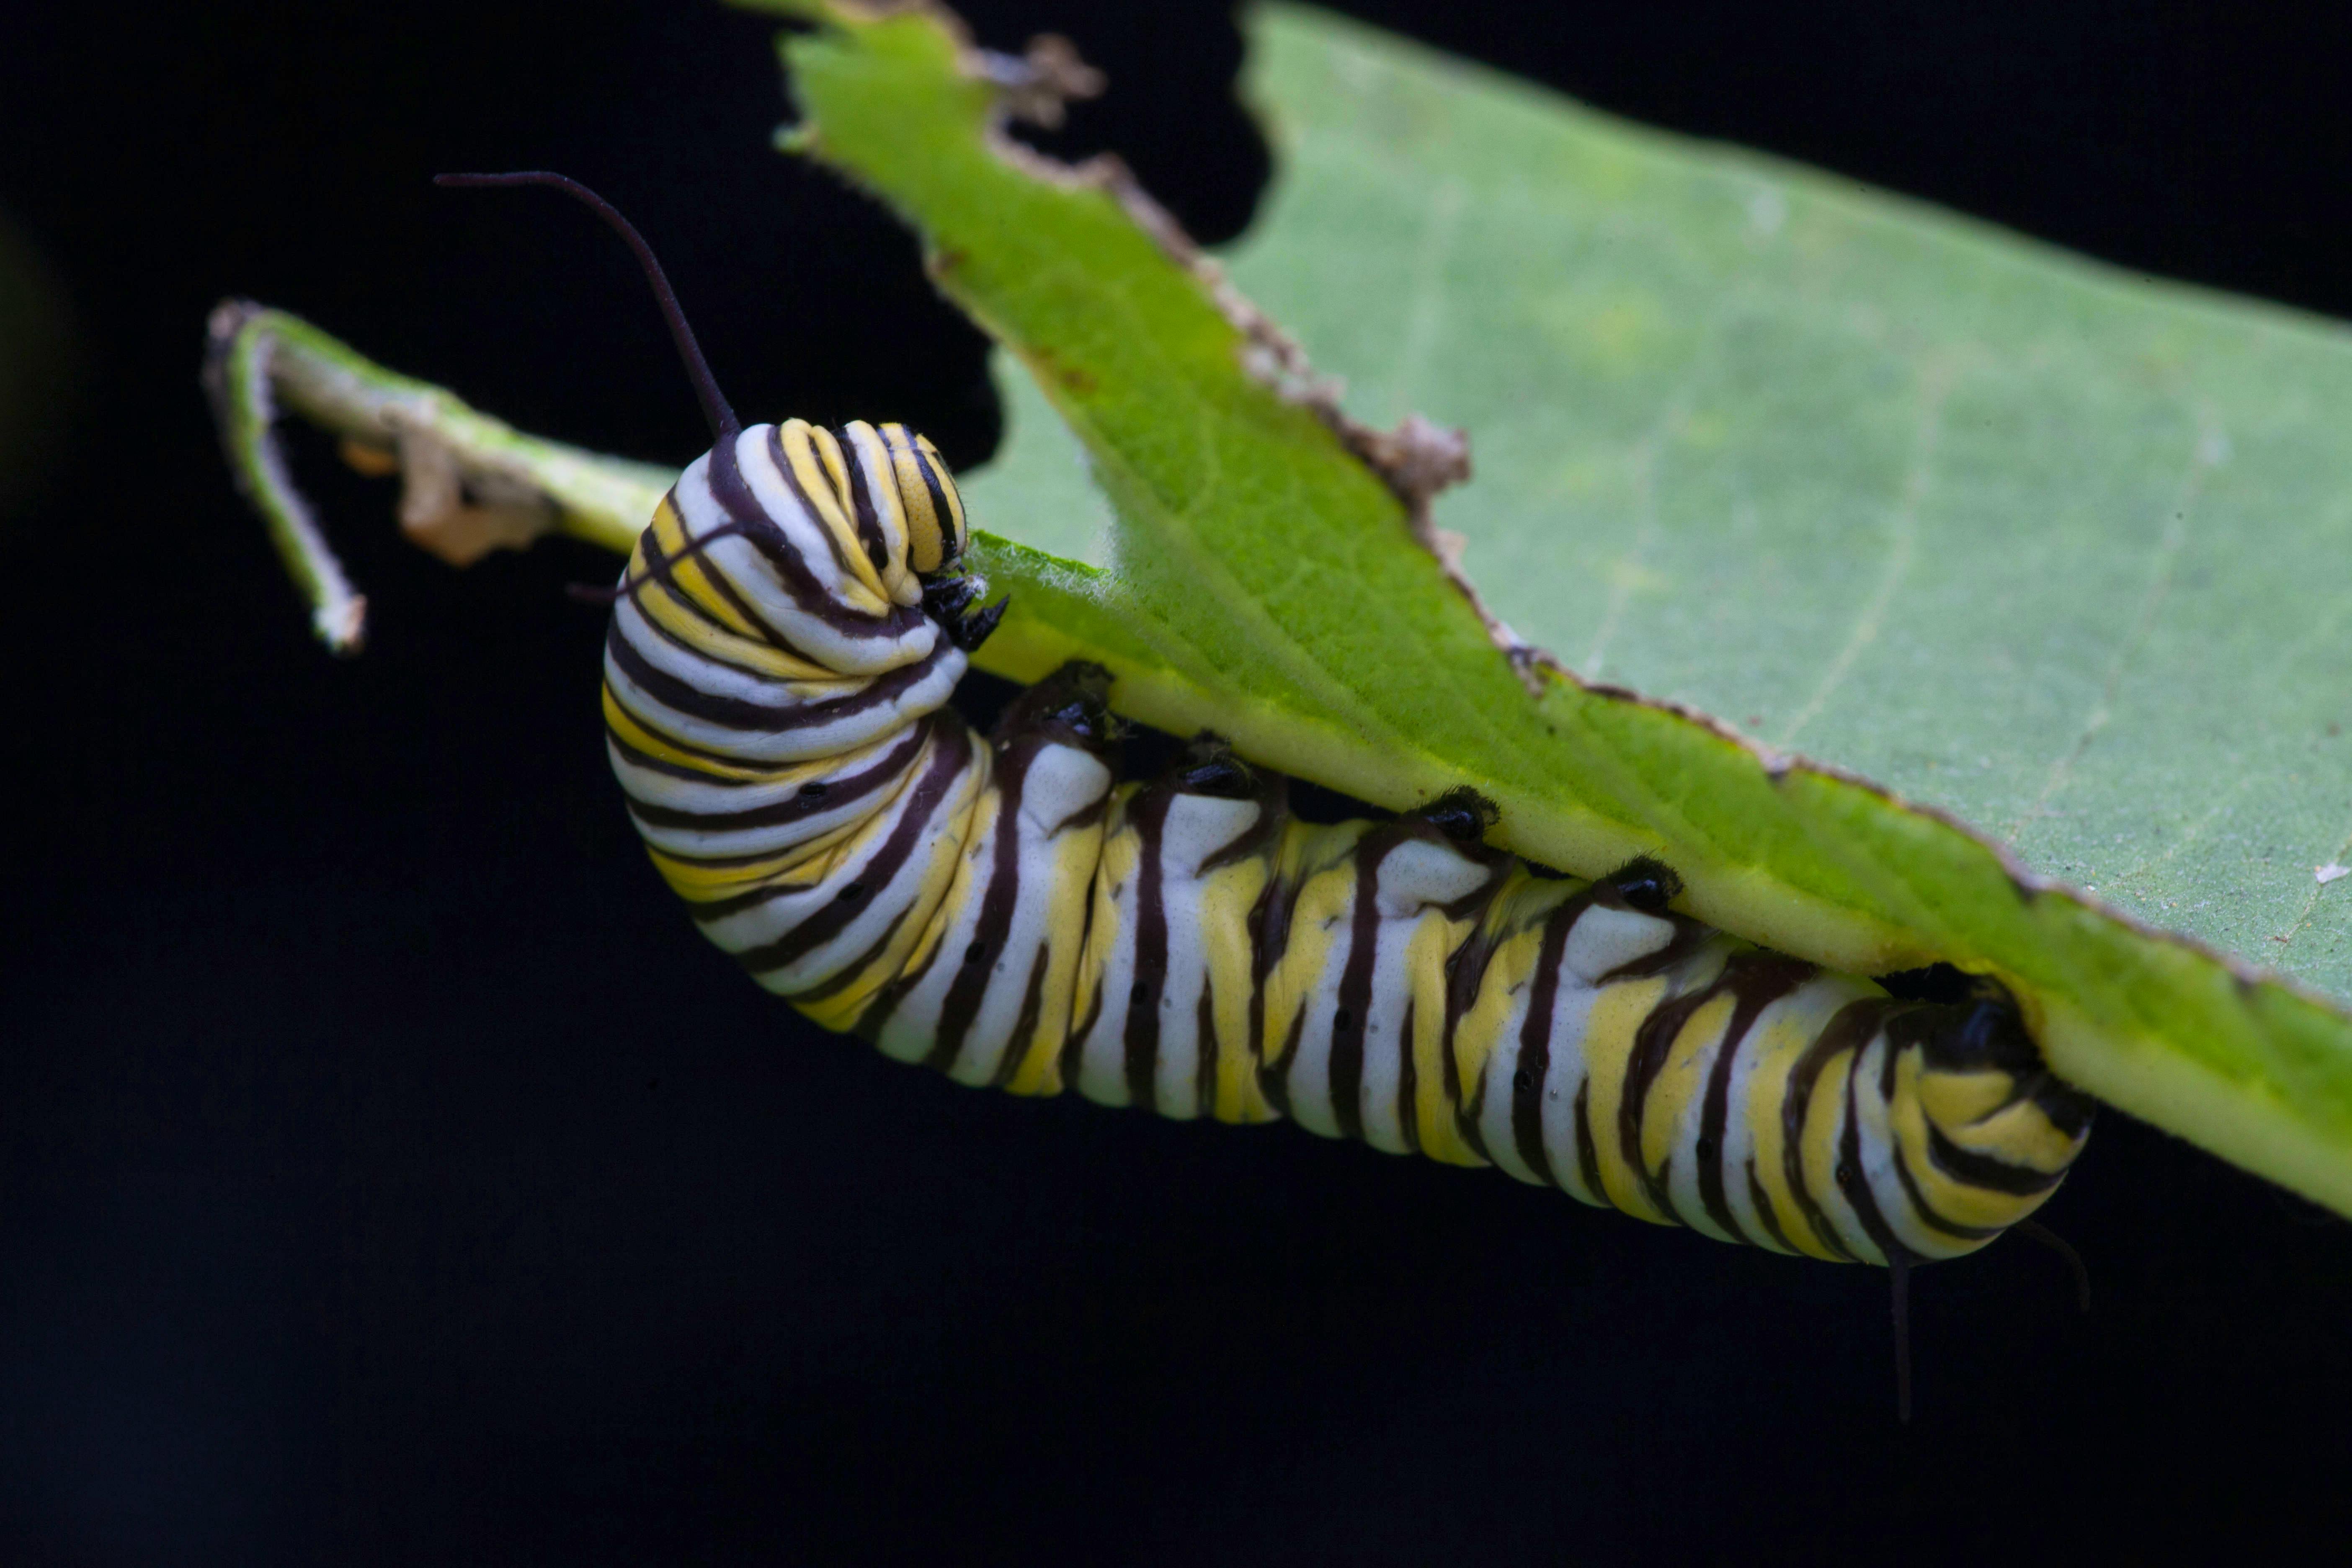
455,175,2097,1369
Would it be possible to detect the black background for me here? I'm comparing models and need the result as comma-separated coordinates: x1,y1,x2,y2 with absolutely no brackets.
7,1,2352,1562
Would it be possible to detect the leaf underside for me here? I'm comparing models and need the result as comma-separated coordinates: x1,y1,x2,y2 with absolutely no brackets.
747,0,2352,1217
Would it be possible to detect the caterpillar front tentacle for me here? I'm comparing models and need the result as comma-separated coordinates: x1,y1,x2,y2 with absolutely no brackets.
602,415,2095,1271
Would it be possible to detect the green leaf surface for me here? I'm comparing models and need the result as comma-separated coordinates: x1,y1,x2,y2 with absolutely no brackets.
1221,8,2352,995
759,0,2352,1214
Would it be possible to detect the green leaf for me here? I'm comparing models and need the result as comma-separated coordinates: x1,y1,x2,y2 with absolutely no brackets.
760,0,2352,1215
1220,5,2352,1000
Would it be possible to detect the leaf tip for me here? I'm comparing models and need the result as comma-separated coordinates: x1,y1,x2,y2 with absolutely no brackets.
314,595,369,656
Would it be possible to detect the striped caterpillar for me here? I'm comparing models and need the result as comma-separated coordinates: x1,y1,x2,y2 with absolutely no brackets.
609,421,2094,1272
466,174,2098,1406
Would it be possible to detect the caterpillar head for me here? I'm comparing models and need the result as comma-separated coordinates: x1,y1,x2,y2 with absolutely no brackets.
841,420,968,581
834,420,1006,653
783,416,996,648
645,417,998,679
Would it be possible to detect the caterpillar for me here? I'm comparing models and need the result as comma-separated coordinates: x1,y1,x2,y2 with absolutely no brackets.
453,174,2097,1404
609,432,2094,1265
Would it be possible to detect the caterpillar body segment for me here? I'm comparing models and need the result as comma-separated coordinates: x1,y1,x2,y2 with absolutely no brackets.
603,415,2094,1271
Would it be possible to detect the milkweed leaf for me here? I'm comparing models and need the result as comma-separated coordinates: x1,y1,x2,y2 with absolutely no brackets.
755,0,2352,1215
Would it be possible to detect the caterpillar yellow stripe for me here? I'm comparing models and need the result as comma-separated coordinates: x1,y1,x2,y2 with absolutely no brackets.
605,417,2094,1270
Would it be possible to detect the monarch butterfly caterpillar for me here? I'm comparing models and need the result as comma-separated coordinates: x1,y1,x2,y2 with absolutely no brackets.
450,174,2094,1380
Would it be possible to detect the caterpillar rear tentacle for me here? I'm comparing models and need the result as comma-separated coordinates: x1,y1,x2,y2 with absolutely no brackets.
603,418,2097,1270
